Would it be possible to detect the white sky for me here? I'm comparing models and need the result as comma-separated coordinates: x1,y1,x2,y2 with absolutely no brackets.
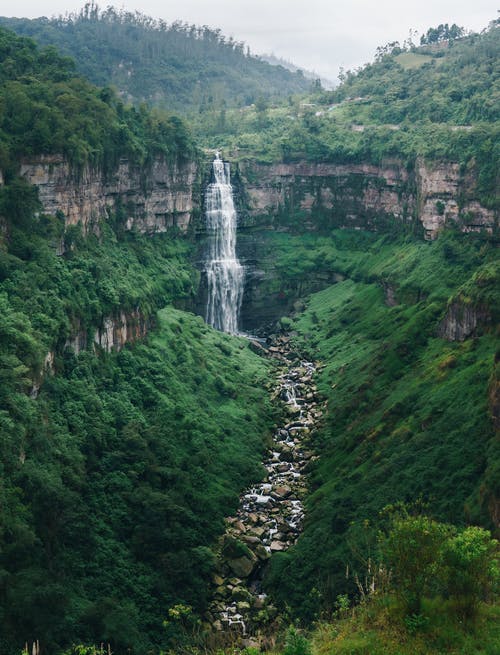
0,0,497,81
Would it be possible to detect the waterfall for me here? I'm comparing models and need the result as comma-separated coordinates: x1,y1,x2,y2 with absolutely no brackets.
205,153,244,335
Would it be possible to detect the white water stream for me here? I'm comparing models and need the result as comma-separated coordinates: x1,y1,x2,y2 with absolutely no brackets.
205,153,244,334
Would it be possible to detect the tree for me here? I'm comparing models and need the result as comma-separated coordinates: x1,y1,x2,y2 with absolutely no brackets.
420,23,465,45
439,526,499,620
380,515,451,614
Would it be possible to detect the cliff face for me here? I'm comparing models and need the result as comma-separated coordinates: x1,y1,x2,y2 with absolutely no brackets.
438,301,491,341
235,159,497,239
30,310,151,397
65,310,151,355
20,155,199,234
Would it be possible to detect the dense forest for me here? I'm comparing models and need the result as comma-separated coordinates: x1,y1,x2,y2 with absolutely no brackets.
0,9,498,655
0,4,311,113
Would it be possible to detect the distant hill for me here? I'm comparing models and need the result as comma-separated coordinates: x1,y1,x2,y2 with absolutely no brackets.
325,19,500,124
0,5,311,113
258,53,335,89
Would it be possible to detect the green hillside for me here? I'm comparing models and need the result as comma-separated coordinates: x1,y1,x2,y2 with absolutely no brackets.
192,21,499,210
0,26,273,654
0,5,311,113
261,230,499,620
0,13,498,655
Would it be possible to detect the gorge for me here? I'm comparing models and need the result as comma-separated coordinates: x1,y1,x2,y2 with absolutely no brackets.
0,14,498,655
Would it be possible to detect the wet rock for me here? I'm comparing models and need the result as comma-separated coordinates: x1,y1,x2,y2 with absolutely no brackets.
272,485,292,500
270,540,287,552
227,554,257,578
231,586,254,603
255,544,271,560
208,339,327,641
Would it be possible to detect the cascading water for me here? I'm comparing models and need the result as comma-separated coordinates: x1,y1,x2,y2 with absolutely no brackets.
205,153,244,334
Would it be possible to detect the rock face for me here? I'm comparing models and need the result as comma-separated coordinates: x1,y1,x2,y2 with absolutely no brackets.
20,154,198,234
438,301,491,341
66,310,151,354
416,160,496,240
235,159,497,240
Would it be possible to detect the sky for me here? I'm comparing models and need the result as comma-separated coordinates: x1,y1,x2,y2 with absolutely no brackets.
0,0,497,81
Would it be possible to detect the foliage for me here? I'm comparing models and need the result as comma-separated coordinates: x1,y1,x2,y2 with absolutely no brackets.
420,23,466,45
380,515,453,613
0,58,272,650
192,22,499,209
262,229,498,621
0,4,310,113
0,25,195,175
310,599,500,655
282,626,312,655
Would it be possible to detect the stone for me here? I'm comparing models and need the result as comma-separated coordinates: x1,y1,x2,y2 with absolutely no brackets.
270,540,287,552
253,595,267,609
255,544,271,560
227,555,257,578
231,586,253,603
273,485,292,499
249,526,265,537
236,601,251,612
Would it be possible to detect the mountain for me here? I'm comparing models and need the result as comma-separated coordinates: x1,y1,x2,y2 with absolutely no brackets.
0,5,311,113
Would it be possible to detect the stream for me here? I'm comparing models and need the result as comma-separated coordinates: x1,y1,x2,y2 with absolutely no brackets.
206,333,324,647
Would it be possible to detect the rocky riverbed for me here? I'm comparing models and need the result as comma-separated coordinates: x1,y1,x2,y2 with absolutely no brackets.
206,334,324,646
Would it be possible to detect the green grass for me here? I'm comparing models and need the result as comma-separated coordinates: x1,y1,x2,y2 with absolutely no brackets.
262,229,498,621
311,599,500,655
394,52,434,70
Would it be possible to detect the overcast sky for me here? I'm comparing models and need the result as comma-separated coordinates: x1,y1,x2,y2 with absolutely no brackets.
0,0,497,81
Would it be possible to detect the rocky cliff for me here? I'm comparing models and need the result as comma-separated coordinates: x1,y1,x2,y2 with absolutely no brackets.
65,309,151,354
235,159,497,239
20,154,199,234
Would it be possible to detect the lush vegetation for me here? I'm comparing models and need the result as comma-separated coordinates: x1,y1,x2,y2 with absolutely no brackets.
0,4,311,113
0,10,498,655
261,228,499,622
0,24,276,654
270,514,499,655
0,25,195,175
0,178,274,654
192,20,499,209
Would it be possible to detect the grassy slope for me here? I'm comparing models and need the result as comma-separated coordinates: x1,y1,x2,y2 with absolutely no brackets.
262,229,498,619
310,599,500,655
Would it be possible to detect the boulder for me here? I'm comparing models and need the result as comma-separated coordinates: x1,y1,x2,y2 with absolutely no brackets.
231,586,253,603
255,544,271,560
273,485,292,499
270,540,287,552
227,554,257,578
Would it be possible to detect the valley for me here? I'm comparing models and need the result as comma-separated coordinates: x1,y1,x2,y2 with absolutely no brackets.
0,8,498,655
